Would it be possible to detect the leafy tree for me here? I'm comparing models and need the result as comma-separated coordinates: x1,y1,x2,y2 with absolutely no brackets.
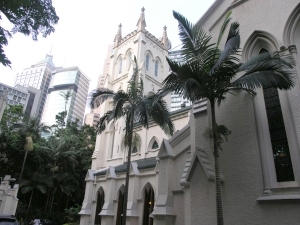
0,104,23,130
162,11,295,225
0,0,59,67
90,56,174,225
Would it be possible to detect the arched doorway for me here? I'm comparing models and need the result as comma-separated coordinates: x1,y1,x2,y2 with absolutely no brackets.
94,187,105,225
142,183,154,225
116,185,125,225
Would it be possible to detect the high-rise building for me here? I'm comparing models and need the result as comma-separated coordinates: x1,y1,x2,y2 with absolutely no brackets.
168,50,192,111
0,82,40,118
41,66,90,126
85,45,114,127
14,54,56,120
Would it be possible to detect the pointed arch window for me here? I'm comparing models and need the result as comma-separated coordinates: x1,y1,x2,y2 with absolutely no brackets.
154,60,159,76
118,58,123,74
146,54,150,71
142,183,154,225
127,52,132,70
109,125,116,158
94,187,105,225
260,49,294,182
116,187,125,225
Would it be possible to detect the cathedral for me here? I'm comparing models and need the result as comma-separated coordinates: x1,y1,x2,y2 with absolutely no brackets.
80,1,300,224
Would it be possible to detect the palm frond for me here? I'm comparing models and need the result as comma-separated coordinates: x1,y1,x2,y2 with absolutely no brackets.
148,98,175,136
234,52,295,90
211,22,241,74
89,88,115,108
173,11,197,53
96,110,113,134
216,11,232,47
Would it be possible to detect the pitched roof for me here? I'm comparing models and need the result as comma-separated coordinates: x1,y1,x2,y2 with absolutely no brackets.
94,157,157,176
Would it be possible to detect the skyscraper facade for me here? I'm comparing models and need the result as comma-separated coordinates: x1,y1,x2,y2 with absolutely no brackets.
0,82,40,118
85,44,113,127
168,50,192,111
41,66,90,126
14,55,56,119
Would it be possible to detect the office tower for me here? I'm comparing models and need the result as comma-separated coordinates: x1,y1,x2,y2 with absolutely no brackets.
41,66,90,126
168,50,191,111
14,54,56,120
84,44,113,127
0,82,40,118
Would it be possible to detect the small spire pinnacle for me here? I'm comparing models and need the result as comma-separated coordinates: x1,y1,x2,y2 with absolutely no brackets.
114,23,122,47
161,25,170,50
136,7,146,31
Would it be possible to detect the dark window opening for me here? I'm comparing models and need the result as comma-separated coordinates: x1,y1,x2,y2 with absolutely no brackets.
132,146,138,154
260,48,294,182
94,188,105,225
142,185,154,225
116,188,125,225
152,141,158,149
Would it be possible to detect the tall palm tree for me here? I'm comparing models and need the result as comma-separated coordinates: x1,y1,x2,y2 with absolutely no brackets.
162,11,295,225
90,56,174,225
17,117,50,183
20,171,53,221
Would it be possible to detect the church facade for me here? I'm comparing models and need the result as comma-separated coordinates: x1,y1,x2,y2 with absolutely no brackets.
80,1,300,224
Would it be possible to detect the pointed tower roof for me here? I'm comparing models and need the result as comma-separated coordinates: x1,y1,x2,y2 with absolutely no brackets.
161,25,170,50
114,23,122,47
34,54,55,68
136,7,146,31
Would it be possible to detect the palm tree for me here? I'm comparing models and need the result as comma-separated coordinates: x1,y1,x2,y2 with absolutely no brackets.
90,56,175,225
162,11,295,225
59,90,73,121
17,117,50,183
20,171,53,221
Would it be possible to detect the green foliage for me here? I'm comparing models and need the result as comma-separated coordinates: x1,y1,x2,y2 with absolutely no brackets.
0,104,23,130
64,204,81,224
0,108,96,222
0,0,59,67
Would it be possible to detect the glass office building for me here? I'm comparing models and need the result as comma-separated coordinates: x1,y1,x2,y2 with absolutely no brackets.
41,67,90,126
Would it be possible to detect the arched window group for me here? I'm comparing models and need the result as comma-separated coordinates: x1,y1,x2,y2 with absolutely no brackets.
145,52,161,78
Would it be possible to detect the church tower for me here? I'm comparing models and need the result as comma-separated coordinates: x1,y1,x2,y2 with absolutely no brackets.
91,7,171,169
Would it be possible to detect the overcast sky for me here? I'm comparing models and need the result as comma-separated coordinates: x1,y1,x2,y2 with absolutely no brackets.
0,0,215,90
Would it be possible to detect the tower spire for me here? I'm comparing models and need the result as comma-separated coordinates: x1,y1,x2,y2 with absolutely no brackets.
114,23,122,47
136,7,146,31
161,25,170,50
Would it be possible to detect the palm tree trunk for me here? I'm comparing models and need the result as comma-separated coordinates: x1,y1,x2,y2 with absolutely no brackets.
210,101,224,225
25,189,34,221
49,188,57,214
122,115,134,225
45,191,50,213
19,149,28,183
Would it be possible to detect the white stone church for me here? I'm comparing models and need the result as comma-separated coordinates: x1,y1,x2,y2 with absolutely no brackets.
80,0,300,224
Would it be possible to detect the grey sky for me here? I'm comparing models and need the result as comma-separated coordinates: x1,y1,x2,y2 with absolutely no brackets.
0,0,215,90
